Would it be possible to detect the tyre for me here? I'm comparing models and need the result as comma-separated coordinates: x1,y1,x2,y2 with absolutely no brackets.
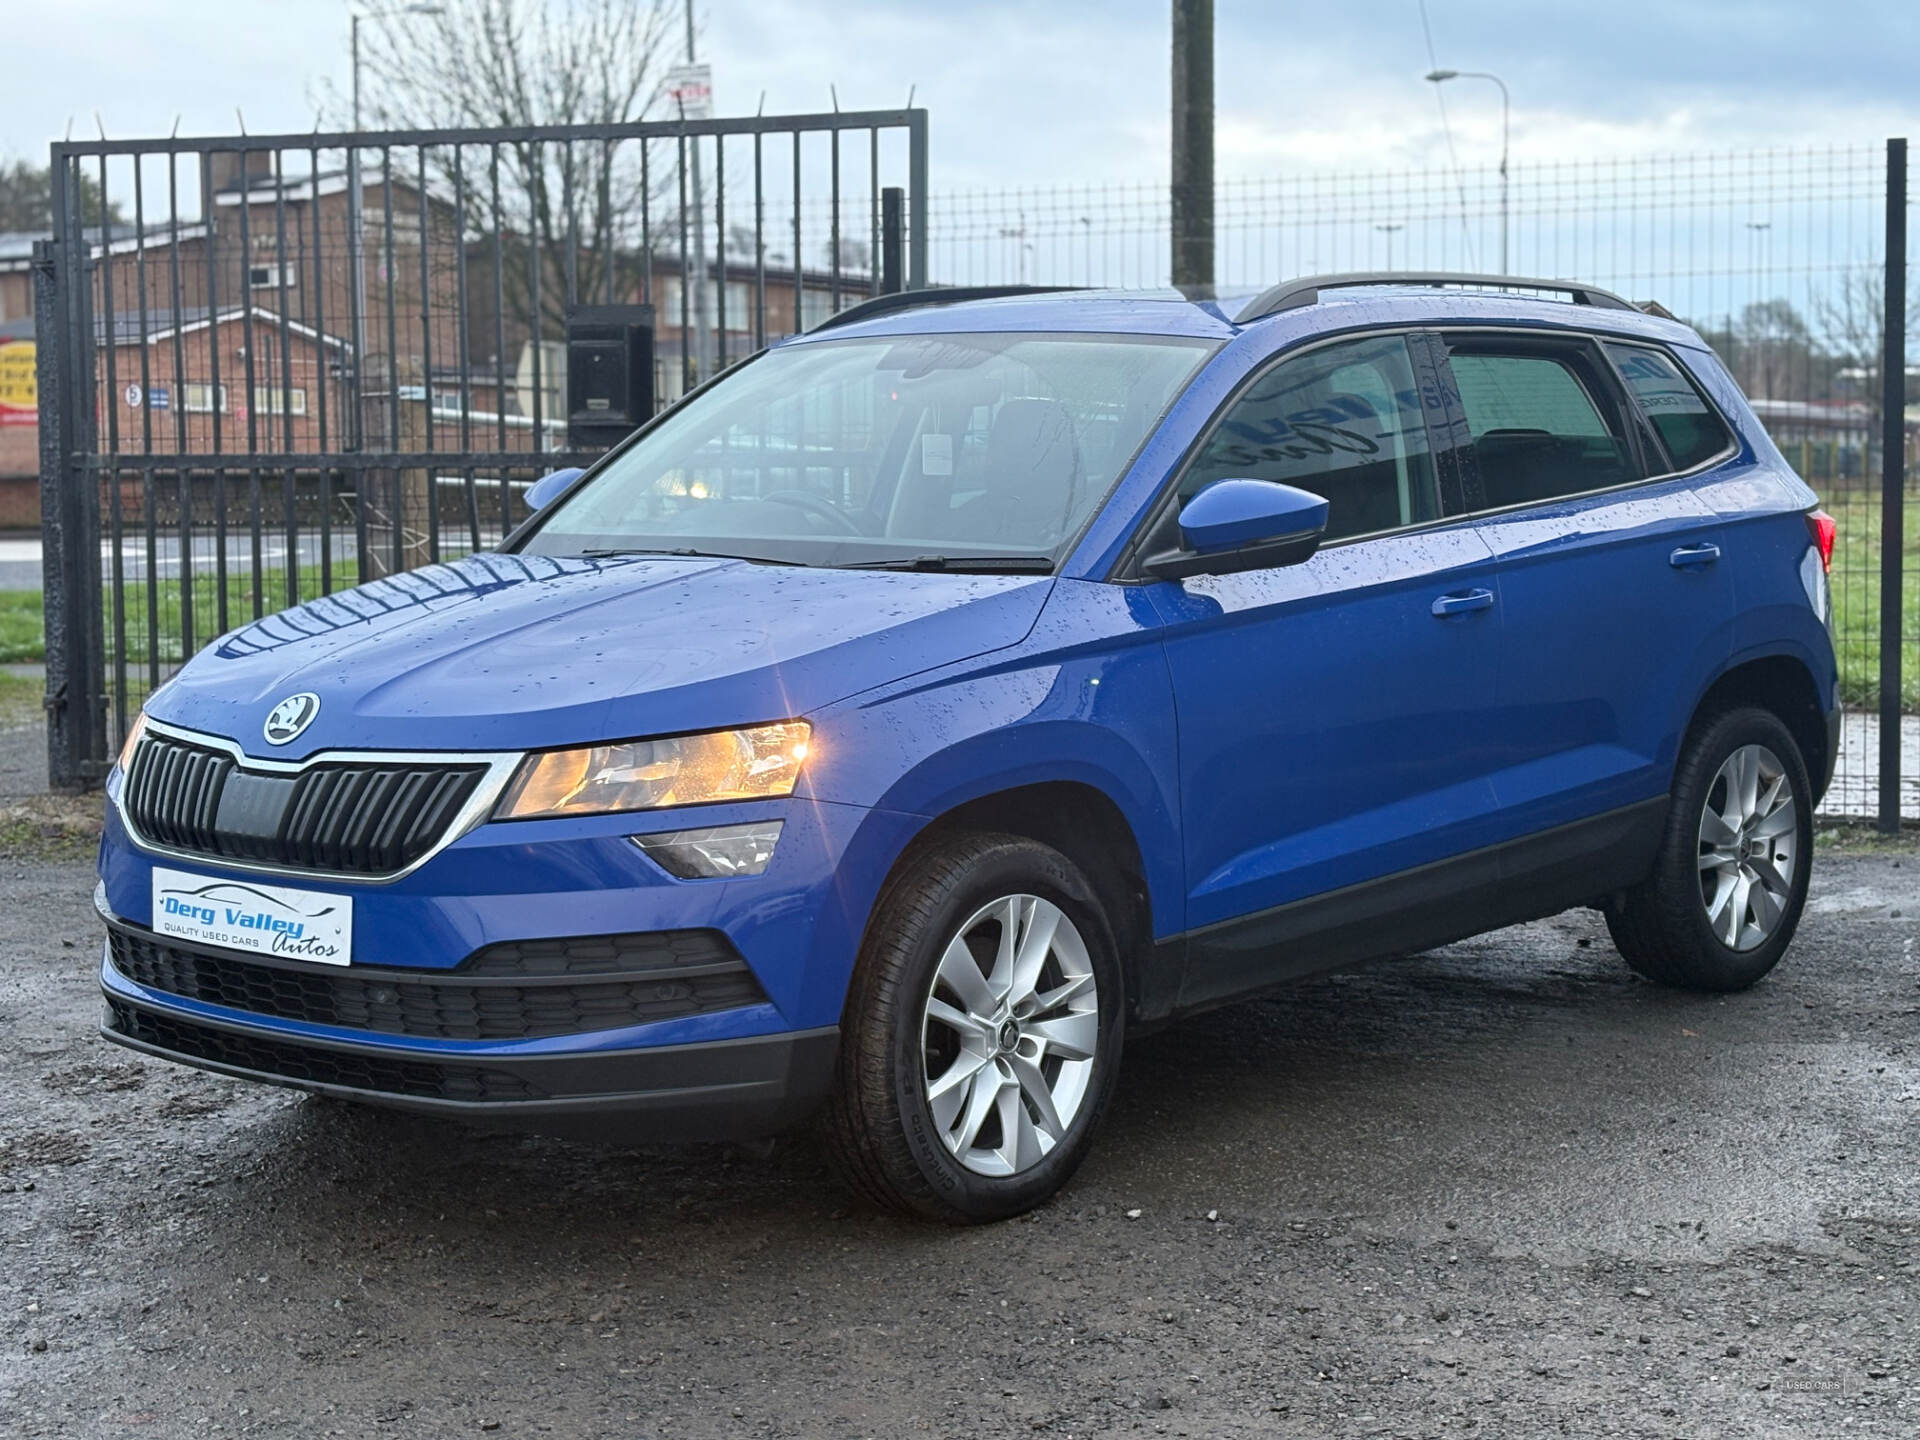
823,832,1125,1223
1606,706,1813,992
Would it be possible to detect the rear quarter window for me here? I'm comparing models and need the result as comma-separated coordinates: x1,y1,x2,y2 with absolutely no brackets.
1444,346,1637,509
1451,353,1610,438
1604,342,1734,473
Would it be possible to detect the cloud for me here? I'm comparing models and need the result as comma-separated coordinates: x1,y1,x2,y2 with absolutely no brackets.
4,0,1918,192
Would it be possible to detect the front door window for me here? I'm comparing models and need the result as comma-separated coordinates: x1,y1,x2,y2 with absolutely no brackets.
1180,333,1440,542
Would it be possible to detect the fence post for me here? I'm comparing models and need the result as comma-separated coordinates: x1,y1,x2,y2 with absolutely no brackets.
1881,137,1907,833
906,111,928,290
33,228,94,791
880,187,905,294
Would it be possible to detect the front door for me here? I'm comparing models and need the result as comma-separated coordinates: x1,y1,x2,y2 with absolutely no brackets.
1145,331,1509,1008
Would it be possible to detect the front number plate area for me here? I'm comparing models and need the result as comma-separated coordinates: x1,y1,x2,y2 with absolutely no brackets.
150,865,353,966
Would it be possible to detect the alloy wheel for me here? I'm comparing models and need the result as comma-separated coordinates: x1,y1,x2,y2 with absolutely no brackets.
919,894,1100,1177
1697,742,1799,952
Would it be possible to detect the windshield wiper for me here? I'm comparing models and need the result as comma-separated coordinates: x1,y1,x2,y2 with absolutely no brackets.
842,554,1056,574
577,547,800,565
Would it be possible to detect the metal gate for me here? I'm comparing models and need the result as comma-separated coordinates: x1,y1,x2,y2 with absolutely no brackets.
35,108,928,788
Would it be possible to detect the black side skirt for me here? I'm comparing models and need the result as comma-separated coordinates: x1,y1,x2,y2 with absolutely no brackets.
1151,796,1668,1021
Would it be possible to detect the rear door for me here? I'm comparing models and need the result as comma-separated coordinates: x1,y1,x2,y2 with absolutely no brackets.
1435,329,1736,840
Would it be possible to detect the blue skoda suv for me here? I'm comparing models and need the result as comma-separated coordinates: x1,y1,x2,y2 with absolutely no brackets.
97,273,1840,1222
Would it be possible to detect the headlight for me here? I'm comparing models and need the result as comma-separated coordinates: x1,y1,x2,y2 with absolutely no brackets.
496,721,811,819
116,711,147,774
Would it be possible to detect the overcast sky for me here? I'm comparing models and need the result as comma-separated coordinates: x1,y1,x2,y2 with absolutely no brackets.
7,0,1920,191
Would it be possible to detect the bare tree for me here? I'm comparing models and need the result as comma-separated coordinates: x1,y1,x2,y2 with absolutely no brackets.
825,235,872,274
342,0,679,346
311,0,678,576
1815,265,1920,424
1731,298,1811,403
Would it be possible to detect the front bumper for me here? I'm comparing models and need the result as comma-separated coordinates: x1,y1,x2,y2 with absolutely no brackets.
95,743,925,1139
98,777,921,1034
101,981,838,1142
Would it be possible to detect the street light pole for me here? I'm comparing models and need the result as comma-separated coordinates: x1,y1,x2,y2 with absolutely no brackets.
1747,220,1774,396
1425,68,1510,275
349,12,366,446
1375,222,1405,271
683,0,711,389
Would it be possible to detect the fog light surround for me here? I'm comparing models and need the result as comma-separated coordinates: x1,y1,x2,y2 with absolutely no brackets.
633,821,784,879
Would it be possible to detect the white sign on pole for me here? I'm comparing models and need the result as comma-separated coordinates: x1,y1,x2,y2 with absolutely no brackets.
664,63,714,120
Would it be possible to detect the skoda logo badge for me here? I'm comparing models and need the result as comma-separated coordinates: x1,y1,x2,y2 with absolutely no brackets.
263,692,321,746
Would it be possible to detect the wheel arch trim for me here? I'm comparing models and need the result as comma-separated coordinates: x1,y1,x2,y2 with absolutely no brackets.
1681,643,1837,803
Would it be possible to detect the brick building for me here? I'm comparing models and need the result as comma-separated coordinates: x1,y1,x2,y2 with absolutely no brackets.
93,306,347,455
0,233,39,328
0,153,871,527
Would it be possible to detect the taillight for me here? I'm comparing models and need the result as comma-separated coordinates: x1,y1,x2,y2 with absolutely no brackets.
1806,510,1836,573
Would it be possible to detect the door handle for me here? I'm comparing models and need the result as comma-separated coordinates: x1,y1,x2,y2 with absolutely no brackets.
1431,588,1495,618
1670,542,1721,570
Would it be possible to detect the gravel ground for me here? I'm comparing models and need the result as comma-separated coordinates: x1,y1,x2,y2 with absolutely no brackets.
0,723,1916,1437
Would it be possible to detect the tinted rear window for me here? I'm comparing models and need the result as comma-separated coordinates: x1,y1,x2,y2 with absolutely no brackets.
1451,353,1610,438
1605,342,1733,473
1448,349,1636,508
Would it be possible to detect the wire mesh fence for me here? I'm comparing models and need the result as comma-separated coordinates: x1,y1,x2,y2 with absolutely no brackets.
930,145,1914,821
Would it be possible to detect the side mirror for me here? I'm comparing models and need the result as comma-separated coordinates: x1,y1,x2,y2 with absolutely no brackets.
523,466,587,512
1143,479,1329,580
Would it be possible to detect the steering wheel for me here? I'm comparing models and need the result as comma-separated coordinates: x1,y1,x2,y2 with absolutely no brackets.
759,489,865,536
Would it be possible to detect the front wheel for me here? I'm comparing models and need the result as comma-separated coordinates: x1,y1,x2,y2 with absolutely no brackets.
1606,706,1814,992
823,833,1125,1223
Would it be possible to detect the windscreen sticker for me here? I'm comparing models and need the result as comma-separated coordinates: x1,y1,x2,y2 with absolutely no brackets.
920,432,954,476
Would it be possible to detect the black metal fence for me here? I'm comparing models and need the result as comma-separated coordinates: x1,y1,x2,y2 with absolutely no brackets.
34,108,928,787
929,141,1916,828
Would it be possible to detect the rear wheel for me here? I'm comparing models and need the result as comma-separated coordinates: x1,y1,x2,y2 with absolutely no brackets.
1606,706,1813,992
823,833,1125,1223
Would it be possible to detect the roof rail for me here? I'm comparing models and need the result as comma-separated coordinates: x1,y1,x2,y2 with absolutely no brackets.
1234,271,1637,324
807,284,1085,335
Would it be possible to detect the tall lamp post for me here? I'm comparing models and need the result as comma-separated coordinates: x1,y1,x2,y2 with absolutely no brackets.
348,4,442,447
1746,220,1774,396
1425,68,1509,275
1374,221,1405,270
682,0,711,390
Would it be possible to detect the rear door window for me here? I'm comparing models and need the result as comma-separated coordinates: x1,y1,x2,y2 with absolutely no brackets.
1444,342,1639,510
1603,342,1735,473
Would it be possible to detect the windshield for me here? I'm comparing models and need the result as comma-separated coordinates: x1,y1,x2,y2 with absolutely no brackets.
519,331,1214,570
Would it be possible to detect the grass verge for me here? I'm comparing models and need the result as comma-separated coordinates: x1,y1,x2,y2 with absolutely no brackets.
106,562,361,667
0,591,43,664
0,563,365,677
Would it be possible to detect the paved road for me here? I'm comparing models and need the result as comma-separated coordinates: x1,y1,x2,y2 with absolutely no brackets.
0,755,1915,1435
1823,711,1920,822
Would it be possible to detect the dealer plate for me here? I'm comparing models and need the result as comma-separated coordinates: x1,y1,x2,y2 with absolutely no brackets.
150,866,353,966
